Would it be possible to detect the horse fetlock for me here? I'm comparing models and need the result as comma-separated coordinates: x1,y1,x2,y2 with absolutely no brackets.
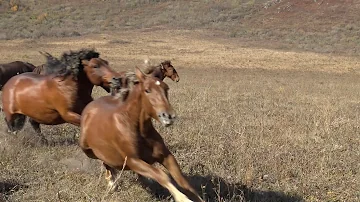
108,182,118,193
7,129,18,135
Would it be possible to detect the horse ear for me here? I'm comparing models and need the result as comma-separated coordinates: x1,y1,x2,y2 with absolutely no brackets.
81,60,89,66
144,56,151,66
135,66,146,82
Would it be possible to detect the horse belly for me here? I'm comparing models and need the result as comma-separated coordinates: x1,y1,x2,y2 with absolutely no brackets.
29,110,65,125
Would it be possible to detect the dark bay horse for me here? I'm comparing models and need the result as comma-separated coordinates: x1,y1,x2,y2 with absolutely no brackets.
0,61,37,90
112,60,180,96
1,49,118,134
143,60,180,82
79,67,203,202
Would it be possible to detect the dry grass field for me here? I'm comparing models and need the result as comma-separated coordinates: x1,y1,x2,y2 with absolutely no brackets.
1,1,360,202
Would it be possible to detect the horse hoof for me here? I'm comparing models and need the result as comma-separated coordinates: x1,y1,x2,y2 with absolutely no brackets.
73,133,80,139
107,183,118,193
174,193,193,202
40,137,48,145
7,130,18,135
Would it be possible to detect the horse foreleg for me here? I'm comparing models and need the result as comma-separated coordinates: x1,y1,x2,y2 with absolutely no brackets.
103,163,119,193
59,111,81,126
160,151,204,202
125,157,193,202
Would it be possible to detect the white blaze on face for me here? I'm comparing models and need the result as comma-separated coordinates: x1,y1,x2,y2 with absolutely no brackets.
155,81,161,86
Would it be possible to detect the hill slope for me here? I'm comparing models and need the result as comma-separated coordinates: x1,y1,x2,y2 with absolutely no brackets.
1,0,360,55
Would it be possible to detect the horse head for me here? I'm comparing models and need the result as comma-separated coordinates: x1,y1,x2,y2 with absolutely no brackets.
81,58,117,93
135,67,176,126
160,60,179,82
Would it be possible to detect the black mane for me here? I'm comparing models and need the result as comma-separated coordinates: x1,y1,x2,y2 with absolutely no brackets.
40,48,100,77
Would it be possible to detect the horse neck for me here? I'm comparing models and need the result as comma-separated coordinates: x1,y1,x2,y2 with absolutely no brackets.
122,84,153,134
151,67,165,80
77,72,94,98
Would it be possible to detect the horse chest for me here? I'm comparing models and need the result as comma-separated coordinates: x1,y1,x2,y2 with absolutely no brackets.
136,136,163,164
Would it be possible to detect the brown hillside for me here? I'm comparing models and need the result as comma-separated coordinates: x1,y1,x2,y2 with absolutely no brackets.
0,0,360,55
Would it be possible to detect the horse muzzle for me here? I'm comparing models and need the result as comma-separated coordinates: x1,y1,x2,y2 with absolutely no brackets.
158,111,176,127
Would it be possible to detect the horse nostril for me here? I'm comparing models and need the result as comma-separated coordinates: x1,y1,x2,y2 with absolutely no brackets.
158,112,175,120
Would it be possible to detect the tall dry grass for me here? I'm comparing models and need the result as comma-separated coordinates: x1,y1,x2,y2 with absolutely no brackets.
1,67,359,202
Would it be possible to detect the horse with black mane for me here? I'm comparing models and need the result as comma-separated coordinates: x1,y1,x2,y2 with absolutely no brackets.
80,67,203,202
0,61,37,90
1,48,119,134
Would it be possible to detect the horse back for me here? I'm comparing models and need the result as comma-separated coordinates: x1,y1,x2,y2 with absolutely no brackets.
0,61,37,87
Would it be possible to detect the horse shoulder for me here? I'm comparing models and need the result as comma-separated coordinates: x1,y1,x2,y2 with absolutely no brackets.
42,77,76,108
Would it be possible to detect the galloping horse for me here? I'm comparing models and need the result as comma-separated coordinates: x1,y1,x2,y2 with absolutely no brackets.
79,67,203,202
0,61,37,90
1,49,118,134
111,60,180,96
143,60,180,82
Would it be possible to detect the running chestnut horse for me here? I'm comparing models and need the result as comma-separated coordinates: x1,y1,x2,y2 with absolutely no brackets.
79,67,203,202
0,61,37,90
1,49,118,134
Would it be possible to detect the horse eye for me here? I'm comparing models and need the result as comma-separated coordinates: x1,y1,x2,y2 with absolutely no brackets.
93,65,99,68
145,89,151,93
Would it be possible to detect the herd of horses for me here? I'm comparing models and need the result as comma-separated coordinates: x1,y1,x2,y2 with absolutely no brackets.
0,48,203,202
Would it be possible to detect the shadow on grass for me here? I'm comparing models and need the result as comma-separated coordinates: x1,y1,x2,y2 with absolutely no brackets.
138,173,303,202
16,127,79,147
0,180,28,201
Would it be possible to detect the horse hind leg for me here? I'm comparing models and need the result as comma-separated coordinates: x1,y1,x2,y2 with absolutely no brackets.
29,118,41,134
4,117,14,133
4,113,26,134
